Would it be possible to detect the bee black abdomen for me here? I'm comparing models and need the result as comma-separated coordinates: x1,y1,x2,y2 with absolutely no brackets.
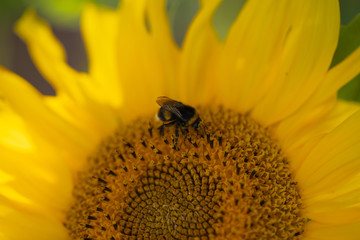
177,105,196,122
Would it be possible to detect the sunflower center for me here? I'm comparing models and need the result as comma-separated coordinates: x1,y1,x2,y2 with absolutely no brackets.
65,106,306,239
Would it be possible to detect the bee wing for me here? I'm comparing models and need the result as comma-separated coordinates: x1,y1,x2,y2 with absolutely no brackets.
156,96,187,121
156,96,173,106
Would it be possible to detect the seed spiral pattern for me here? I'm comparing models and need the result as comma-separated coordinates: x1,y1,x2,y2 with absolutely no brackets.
119,163,221,239
65,106,306,240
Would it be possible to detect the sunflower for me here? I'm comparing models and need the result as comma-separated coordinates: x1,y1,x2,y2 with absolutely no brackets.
1,0,360,239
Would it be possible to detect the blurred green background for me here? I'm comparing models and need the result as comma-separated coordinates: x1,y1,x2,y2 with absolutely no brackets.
0,0,359,100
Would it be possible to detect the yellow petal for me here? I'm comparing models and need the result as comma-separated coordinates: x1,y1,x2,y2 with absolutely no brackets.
43,93,119,143
305,171,360,215
310,46,360,108
307,206,360,226
147,0,180,97
280,100,360,169
295,109,360,196
275,46,360,144
0,102,32,151
0,101,73,215
0,67,93,170
14,9,120,142
251,0,339,125
304,220,360,240
1,147,72,216
0,205,69,240
15,9,95,104
218,0,290,112
307,190,360,217
178,0,223,104
217,0,339,125
113,0,179,120
81,4,123,108
0,104,71,214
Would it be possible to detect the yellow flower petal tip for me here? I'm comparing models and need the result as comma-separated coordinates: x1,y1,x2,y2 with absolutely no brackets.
1,0,360,239
15,8,66,61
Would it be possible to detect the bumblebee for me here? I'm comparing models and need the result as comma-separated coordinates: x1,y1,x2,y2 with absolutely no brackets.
156,96,201,145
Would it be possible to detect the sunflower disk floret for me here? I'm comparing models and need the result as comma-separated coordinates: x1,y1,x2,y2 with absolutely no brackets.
65,106,305,240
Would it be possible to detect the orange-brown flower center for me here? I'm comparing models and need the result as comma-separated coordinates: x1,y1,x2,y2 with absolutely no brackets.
65,106,306,239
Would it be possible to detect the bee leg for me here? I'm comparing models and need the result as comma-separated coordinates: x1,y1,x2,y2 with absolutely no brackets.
199,123,206,138
148,122,153,137
192,117,201,130
193,118,205,138
183,131,189,147
179,126,189,142
158,124,165,136
173,125,180,150
192,118,204,137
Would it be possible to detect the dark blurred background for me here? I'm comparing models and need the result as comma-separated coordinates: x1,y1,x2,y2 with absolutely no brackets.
0,0,359,98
